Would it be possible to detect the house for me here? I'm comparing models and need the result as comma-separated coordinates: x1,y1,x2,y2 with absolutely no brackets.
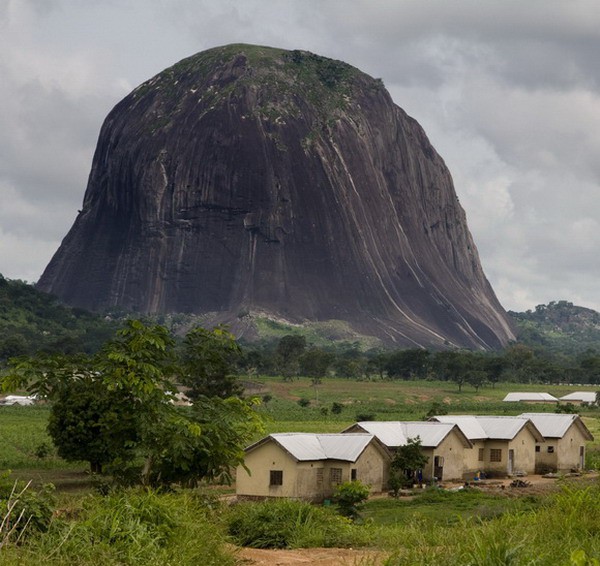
503,392,558,403
236,433,390,501
520,413,594,472
558,392,598,405
0,395,37,406
342,421,472,481
431,416,545,476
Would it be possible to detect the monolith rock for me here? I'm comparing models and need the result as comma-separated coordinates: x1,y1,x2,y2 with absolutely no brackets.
38,44,515,349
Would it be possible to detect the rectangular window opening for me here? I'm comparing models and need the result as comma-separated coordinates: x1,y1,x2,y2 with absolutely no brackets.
478,448,484,461
351,468,357,481
269,470,283,486
330,467,343,484
490,449,502,463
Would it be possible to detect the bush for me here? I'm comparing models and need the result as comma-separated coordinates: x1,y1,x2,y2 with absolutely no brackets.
5,488,235,565
297,398,311,407
331,402,344,414
227,499,371,549
0,475,55,539
334,481,370,520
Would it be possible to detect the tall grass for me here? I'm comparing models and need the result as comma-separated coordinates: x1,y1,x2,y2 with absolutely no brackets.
0,488,235,565
377,482,600,565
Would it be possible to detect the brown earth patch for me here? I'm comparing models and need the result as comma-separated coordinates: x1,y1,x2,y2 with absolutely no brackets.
235,547,387,565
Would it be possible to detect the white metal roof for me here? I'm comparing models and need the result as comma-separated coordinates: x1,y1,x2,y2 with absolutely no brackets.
346,421,468,448
431,416,487,440
253,433,376,462
503,392,558,402
520,413,594,440
433,415,544,441
559,392,597,403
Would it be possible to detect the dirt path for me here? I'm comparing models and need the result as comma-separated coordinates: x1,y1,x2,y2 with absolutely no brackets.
235,547,387,565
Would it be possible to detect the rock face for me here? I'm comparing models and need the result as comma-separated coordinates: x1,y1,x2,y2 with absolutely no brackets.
38,44,515,349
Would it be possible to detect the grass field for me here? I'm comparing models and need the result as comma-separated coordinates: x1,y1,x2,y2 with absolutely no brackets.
1,377,598,485
1,378,600,565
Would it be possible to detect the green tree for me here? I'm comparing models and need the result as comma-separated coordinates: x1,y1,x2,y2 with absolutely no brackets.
180,325,242,400
3,320,263,486
385,349,430,380
47,377,139,473
276,335,306,379
391,437,429,486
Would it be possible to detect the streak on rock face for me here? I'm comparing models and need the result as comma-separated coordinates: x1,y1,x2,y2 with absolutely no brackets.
38,44,515,349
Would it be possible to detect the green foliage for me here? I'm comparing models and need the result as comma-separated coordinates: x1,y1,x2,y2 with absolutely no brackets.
1,488,235,565
391,437,429,481
47,378,139,473
2,320,263,487
180,325,242,400
0,274,119,362
333,480,370,520
0,474,55,538
227,499,370,549
297,397,311,407
331,401,344,414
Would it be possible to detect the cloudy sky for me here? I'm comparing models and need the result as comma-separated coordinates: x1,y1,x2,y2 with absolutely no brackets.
1,0,599,312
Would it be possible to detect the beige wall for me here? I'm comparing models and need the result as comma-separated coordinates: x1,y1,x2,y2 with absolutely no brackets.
462,440,486,478
482,427,537,476
418,430,467,481
236,440,388,500
534,423,588,473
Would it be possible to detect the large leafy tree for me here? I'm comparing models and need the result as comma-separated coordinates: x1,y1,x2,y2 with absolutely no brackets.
179,326,242,400
3,320,263,486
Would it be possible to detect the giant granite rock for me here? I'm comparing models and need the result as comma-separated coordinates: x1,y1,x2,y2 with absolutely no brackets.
38,44,515,349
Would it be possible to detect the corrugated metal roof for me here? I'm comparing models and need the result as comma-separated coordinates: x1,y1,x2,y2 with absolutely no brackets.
431,416,487,440
264,433,375,462
348,421,459,448
475,416,534,440
433,415,542,441
520,413,593,440
559,392,597,403
503,392,558,402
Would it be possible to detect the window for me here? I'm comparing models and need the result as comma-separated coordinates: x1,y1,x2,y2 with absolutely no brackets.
351,468,357,481
478,448,484,461
330,468,343,484
316,468,323,485
269,470,283,486
535,445,541,453
547,446,554,454
490,449,502,462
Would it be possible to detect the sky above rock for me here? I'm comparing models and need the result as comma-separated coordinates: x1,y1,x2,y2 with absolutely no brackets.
1,0,599,312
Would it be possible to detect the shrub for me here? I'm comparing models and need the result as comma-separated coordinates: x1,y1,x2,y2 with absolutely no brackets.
331,402,344,414
356,412,376,421
0,475,55,539
297,398,310,407
227,499,371,549
334,481,370,520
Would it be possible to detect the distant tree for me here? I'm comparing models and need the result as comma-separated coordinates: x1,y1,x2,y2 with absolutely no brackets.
299,348,333,378
180,326,242,400
384,349,430,380
277,335,306,379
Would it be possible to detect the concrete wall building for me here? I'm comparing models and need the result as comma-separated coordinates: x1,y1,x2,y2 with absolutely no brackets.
236,433,390,501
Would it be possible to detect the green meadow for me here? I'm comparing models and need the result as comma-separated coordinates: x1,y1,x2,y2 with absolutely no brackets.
1,377,600,564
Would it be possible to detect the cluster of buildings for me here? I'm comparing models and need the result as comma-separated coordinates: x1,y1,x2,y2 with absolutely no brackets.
236,413,593,501
503,391,598,404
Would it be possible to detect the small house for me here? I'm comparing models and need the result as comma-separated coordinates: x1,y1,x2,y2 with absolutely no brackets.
431,415,545,476
520,413,594,472
343,421,472,481
558,392,598,405
503,392,558,403
236,433,390,501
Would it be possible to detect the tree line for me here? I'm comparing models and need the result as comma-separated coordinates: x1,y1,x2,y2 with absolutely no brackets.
238,335,600,387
